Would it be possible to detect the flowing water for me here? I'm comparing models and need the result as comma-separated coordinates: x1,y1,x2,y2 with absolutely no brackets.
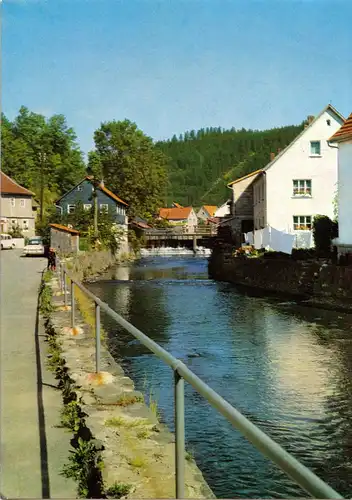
87,256,352,498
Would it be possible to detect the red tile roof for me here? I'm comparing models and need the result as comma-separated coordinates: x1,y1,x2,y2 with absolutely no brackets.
98,183,128,206
159,207,193,220
329,112,352,143
0,172,35,196
202,205,217,217
49,223,80,235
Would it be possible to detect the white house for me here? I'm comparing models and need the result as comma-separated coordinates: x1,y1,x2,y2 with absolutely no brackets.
197,205,217,221
214,200,231,218
328,111,352,256
226,104,345,249
158,206,198,232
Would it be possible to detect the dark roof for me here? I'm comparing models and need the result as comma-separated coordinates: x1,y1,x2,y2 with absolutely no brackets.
56,177,128,206
0,172,34,196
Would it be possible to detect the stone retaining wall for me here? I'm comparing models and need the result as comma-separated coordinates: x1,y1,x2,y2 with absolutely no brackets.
47,268,214,498
209,247,352,310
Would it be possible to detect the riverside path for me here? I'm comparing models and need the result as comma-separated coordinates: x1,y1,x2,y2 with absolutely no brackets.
0,249,75,498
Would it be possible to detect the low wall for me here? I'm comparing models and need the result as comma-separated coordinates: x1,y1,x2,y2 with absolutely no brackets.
45,272,214,498
209,247,352,310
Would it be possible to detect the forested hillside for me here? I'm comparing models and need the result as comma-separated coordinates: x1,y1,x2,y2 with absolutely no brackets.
156,123,305,207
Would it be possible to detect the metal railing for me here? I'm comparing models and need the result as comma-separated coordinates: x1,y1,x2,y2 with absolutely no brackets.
57,260,343,499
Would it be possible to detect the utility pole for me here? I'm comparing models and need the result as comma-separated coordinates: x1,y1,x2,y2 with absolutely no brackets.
39,151,46,222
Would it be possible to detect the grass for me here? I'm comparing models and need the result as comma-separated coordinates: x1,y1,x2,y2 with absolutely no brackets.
105,482,132,499
74,286,106,341
114,394,144,407
128,456,146,469
104,416,148,429
136,429,151,439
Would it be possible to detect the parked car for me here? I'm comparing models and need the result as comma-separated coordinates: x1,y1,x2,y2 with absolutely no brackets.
23,237,46,256
0,234,16,250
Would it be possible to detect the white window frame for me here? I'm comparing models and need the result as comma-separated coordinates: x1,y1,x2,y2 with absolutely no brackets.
83,204,92,211
100,204,109,213
20,199,26,208
11,198,15,207
310,140,321,156
77,185,82,191
293,179,312,197
293,215,312,231
67,204,76,214
23,220,29,231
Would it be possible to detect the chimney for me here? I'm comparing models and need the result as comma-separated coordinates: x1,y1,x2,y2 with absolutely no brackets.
270,152,275,161
307,115,315,124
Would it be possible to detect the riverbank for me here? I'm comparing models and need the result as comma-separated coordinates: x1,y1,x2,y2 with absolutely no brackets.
208,246,352,313
45,257,214,498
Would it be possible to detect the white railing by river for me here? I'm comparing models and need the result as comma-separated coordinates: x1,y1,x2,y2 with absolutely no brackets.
57,258,343,499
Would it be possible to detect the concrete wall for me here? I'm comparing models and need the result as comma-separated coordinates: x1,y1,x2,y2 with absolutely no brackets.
336,141,352,246
50,228,79,254
265,108,343,233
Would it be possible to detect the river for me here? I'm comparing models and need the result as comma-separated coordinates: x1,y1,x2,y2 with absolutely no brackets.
87,256,352,498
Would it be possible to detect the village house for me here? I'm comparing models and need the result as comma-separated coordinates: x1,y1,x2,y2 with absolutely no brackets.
56,177,128,227
158,206,198,233
0,172,37,237
214,200,231,218
328,111,352,257
226,104,345,247
197,205,218,221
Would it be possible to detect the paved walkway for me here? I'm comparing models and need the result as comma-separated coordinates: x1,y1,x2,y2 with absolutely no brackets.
0,250,75,498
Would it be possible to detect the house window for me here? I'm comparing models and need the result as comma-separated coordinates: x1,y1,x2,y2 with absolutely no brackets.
100,204,108,213
83,204,92,211
11,198,15,207
20,199,26,208
23,220,29,230
116,206,120,215
12,219,16,226
67,204,75,214
293,179,312,196
310,141,321,155
293,215,312,231
77,186,82,191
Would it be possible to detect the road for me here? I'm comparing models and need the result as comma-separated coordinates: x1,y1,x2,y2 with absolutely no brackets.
0,249,75,498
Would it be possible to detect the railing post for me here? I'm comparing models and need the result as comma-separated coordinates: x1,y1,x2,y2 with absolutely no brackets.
60,264,63,293
174,370,185,499
71,279,75,329
95,303,101,373
64,270,67,307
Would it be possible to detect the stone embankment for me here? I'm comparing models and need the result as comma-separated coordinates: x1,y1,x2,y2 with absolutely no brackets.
209,246,352,313
41,259,214,499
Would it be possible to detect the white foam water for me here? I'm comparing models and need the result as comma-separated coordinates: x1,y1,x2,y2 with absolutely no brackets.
140,246,212,257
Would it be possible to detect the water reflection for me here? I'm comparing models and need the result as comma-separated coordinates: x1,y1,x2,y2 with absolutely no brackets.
88,257,352,498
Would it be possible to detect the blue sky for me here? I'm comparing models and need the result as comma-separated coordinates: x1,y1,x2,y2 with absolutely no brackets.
3,0,352,156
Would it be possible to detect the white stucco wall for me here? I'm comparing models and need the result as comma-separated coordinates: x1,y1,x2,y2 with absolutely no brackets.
265,108,343,233
336,141,352,245
214,202,230,217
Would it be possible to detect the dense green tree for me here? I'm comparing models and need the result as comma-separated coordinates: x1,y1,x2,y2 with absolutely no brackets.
91,119,169,218
156,122,304,206
1,106,85,216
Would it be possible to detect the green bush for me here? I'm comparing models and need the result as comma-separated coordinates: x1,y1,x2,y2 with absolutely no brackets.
313,215,338,255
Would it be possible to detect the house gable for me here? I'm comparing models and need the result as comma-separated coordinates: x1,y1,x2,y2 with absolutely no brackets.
263,105,343,232
57,178,127,224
